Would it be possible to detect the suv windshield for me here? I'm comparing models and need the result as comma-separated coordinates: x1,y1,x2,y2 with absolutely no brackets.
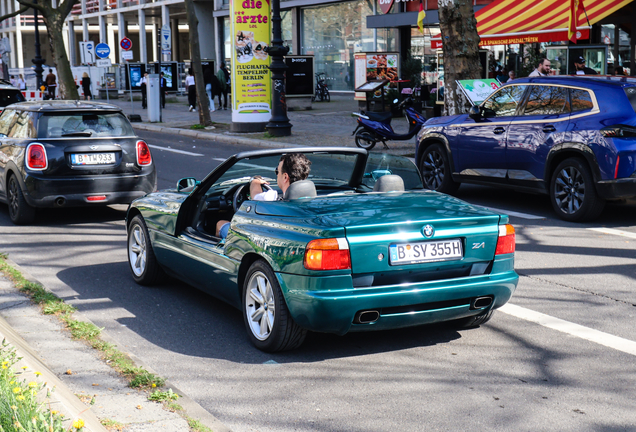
0,89,26,107
37,112,135,138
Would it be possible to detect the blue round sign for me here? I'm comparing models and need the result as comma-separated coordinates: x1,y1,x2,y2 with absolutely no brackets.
95,43,111,59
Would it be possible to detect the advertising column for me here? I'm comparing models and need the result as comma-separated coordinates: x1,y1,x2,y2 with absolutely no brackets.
230,0,272,132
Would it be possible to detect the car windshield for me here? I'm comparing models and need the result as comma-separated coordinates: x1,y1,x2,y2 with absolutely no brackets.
37,112,135,138
0,89,26,107
362,153,423,191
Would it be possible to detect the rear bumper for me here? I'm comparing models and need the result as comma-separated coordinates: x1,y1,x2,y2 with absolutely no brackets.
596,177,636,199
22,170,156,208
277,255,518,335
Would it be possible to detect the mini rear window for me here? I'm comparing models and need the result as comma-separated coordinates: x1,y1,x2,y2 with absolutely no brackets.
37,112,135,138
624,87,636,113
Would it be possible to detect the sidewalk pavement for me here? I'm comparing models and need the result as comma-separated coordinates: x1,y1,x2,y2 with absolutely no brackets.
0,257,231,432
104,93,416,155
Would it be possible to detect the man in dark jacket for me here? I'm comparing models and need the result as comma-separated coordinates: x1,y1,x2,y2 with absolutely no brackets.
573,56,598,75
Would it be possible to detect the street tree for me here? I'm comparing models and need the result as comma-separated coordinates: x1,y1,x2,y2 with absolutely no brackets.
183,0,212,126
0,0,80,99
438,0,481,115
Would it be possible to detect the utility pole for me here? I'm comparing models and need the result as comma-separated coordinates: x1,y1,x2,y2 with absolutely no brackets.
32,0,45,89
265,0,292,136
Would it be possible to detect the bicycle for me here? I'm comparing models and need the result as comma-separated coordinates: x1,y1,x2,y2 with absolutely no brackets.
312,73,330,102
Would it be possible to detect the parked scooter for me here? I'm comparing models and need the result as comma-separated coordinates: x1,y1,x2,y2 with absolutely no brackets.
352,96,426,150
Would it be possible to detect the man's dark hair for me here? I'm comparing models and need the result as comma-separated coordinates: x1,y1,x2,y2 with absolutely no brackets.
280,153,311,184
49,69,53,73
538,58,549,66
221,62,226,68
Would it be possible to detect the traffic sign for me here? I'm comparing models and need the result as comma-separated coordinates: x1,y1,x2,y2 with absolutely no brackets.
122,51,133,60
95,43,110,59
79,41,95,64
96,58,112,68
120,37,132,51
161,24,171,54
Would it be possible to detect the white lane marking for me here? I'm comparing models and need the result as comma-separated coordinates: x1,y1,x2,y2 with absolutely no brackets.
500,304,636,356
588,227,636,240
148,144,204,156
482,206,545,220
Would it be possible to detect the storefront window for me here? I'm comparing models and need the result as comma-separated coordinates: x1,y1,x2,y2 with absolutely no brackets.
411,27,440,85
301,0,397,91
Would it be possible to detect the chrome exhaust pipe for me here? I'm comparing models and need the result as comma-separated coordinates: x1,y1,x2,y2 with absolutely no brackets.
355,310,380,324
472,296,493,309
54,197,66,207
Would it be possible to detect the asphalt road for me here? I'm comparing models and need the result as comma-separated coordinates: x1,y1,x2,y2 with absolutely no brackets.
1,130,635,431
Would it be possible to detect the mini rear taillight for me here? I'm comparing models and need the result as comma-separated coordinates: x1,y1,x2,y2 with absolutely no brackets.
304,238,351,271
26,143,48,170
495,224,515,255
136,140,152,166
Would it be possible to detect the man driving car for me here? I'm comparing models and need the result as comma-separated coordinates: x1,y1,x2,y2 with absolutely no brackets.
215,153,311,238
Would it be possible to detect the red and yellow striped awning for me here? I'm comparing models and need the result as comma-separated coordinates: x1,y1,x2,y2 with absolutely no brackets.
432,0,633,48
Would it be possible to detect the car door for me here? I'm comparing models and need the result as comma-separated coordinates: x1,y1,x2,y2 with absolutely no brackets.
0,109,19,199
505,85,571,186
455,84,528,181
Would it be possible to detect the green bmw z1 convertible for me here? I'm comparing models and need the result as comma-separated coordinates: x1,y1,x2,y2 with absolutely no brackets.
126,147,519,352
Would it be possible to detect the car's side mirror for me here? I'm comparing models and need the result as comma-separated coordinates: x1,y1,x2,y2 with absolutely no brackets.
468,105,482,121
482,108,496,118
177,177,199,191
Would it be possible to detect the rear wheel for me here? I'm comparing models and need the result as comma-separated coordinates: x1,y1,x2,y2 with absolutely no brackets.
354,129,377,150
550,157,605,222
127,215,164,285
323,87,330,102
419,144,460,195
7,175,35,225
243,260,307,352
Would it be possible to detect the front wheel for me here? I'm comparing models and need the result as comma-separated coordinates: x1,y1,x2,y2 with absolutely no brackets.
419,144,460,195
323,87,330,102
127,215,165,285
7,175,35,225
354,129,377,150
243,260,307,352
314,87,322,102
550,157,605,222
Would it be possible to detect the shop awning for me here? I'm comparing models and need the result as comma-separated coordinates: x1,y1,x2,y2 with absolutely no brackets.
431,0,633,48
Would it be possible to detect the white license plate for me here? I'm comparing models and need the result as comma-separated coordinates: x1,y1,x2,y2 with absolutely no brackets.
71,153,116,165
389,239,463,265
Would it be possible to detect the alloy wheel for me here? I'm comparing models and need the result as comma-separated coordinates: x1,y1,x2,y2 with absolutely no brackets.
422,149,445,190
554,166,585,215
245,270,276,341
128,223,147,277
8,177,19,219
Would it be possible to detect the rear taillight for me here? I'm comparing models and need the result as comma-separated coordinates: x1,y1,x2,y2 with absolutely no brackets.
495,224,515,255
600,125,636,138
304,238,351,271
136,140,152,166
26,143,48,170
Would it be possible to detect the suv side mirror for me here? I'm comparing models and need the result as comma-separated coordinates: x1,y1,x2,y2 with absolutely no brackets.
468,105,482,121
177,177,199,191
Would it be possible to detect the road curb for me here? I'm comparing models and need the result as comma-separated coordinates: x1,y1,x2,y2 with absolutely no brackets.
1,257,232,432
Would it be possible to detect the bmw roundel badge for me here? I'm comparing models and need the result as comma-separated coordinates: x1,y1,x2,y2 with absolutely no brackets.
422,224,435,238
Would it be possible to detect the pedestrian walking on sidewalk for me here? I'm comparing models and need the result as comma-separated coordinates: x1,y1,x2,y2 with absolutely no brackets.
138,72,148,109
45,69,56,99
160,72,167,108
217,62,230,110
528,58,551,77
186,69,196,112
204,68,215,112
81,72,92,100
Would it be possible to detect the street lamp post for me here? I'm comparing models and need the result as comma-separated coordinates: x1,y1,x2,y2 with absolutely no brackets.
32,0,45,89
265,0,292,136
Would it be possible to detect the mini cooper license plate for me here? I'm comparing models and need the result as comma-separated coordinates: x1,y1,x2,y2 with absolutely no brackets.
71,153,116,165
389,239,463,265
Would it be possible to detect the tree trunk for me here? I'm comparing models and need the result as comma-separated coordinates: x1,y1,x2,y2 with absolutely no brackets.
47,13,79,100
438,0,481,116
183,0,212,126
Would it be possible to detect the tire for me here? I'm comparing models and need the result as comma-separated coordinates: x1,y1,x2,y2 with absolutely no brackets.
354,129,377,150
419,144,460,195
7,175,35,225
453,309,494,329
127,215,165,285
314,87,322,102
323,88,330,102
243,260,307,352
550,157,605,222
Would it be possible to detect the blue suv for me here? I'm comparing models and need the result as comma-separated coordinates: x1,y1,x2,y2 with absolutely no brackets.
416,76,636,221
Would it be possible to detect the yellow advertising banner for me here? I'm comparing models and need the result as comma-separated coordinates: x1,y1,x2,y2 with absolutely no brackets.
230,0,271,124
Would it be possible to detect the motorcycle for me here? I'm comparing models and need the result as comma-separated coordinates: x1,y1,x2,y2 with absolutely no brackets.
352,96,426,150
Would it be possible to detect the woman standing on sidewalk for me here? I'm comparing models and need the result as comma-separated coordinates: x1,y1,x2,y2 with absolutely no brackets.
81,72,92,100
186,69,196,112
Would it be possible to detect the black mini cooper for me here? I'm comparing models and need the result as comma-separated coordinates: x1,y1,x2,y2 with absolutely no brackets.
0,101,156,224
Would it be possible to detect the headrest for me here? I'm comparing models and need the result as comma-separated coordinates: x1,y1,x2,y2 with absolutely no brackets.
373,175,404,192
284,180,317,200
